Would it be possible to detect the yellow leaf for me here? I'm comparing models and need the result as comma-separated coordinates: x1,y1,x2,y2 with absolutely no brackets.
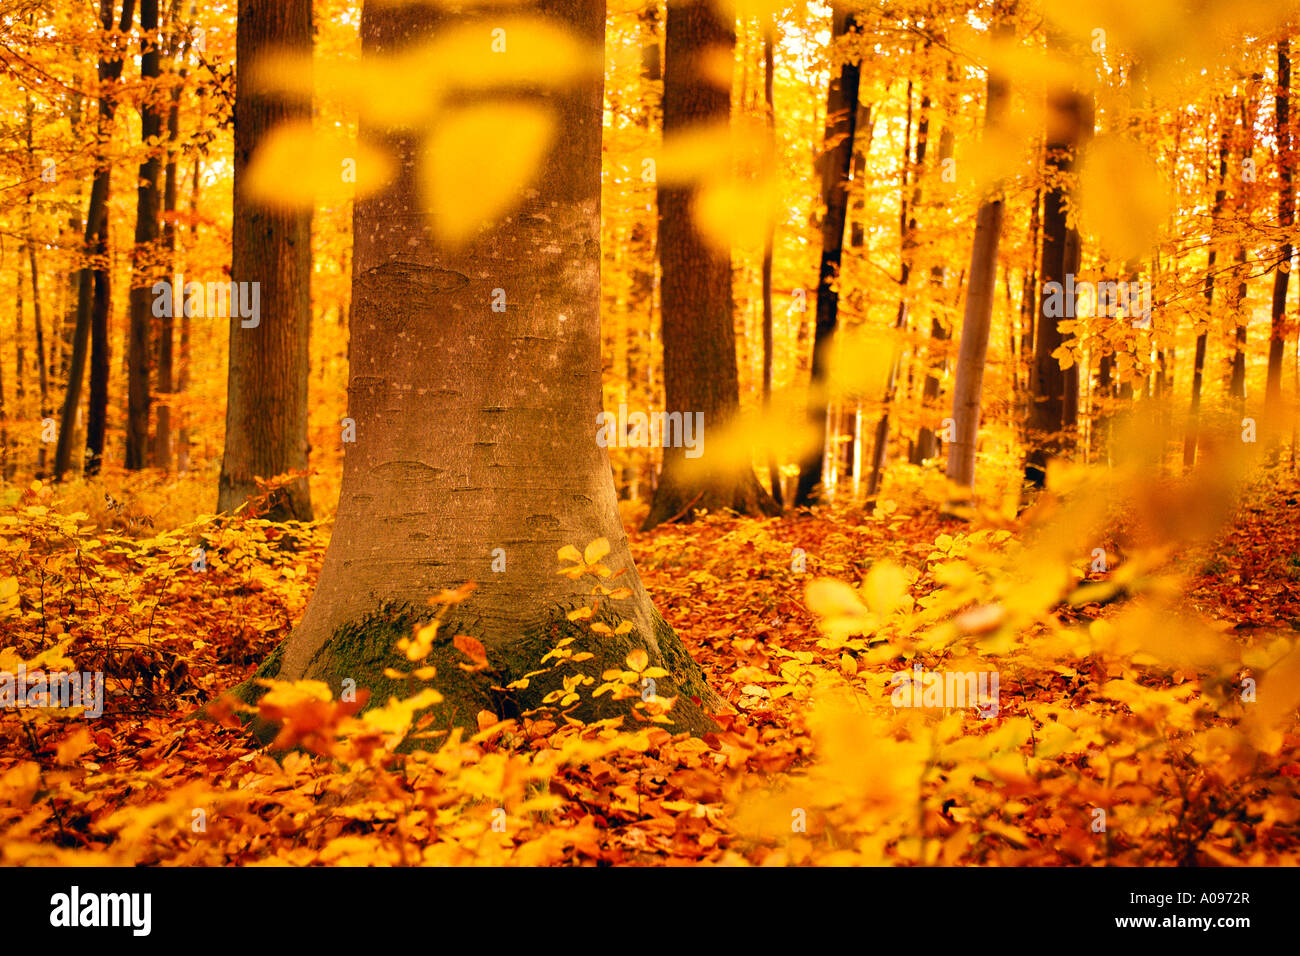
419,102,555,244
625,648,649,672
1253,644,1300,737
0,576,18,616
422,18,601,94
56,728,93,764
805,578,865,617
245,121,395,210
1078,135,1171,264
693,174,777,251
583,538,611,566
863,561,911,617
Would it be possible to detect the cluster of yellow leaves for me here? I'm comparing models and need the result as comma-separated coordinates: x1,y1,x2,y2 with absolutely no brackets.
247,17,600,244
746,458,1300,864
6,459,1300,866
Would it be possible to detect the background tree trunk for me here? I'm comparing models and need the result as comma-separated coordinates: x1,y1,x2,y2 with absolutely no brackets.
1227,82,1258,403
911,120,954,465
1268,39,1293,406
866,80,927,499
943,9,1012,511
177,153,199,474
125,0,162,470
793,3,860,507
23,93,50,475
761,25,782,507
153,0,186,470
217,0,313,520
1025,39,1091,485
56,0,133,481
1184,106,1231,469
642,0,776,529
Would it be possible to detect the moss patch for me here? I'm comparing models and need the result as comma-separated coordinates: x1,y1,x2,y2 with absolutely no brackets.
231,596,720,749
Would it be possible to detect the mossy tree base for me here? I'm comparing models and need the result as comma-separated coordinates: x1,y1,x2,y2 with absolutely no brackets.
228,601,720,749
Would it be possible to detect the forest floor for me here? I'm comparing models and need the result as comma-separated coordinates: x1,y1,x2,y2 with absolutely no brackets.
2,465,1300,865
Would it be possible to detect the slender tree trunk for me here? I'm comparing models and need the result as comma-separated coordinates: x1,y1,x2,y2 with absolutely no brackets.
217,0,314,519
1019,183,1041,378
1184,106,1232,469
177,154,199,474
154,0,186,470
56,0,134,482
1268,39,1293,406
23,95,50,475
0,327,7,481
867,81,928,499
29,228,49,477
943,8,1012,512
1228,84,1258,403
61,213,80,383
793,3,861,507
642,0,777,528
761,26,782,506
242,0,718,738
912,120,954,465
16,242,26,408
125,0,162,470
57,85,85,387
1025,37,1092,485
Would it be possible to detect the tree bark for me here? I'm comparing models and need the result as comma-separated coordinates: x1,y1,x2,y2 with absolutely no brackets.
0,319,7,481
1183,105,1232,469
23,94,50,475
793,3,861,507
238,0,718,738
1227,83,1258,403
1025,39,1092,486
943,9,1012,512
912,122,954,465
177,154,200,474
1268,39,1293,406
217,0,313,520
55,0,133,482
641,0,777,528
761,26,782,507
125,0,162,470
154,0,186,470
867,80,927,496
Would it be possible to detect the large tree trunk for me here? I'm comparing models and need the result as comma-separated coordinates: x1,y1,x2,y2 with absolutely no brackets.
792,2,861,507
1268,39,1293,406
238,0,718,738
125,0,163,470
217,0,313,520
1025,38,1091,485
641,0,777,529
943,10,1012,512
